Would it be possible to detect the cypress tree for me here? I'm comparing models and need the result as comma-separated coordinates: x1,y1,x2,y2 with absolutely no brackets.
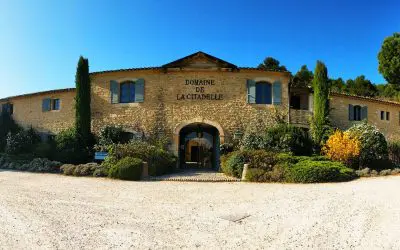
75,56,91,146
311,61,331,148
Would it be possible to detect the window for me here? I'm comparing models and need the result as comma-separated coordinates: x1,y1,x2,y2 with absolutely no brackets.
290,95,301,109
349,104,367,121
1,103,13,115
353,105,362,121
51,99,60,110
42,98,61,112
255,82,272,104
380,111,390,121
120,81,136,103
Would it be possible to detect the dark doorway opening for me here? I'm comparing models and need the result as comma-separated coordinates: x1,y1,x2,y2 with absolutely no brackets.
179,123,220,170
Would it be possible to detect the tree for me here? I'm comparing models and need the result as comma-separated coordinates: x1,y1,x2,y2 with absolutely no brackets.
310,61,332,149
258,57,287,71
345,75,377,97
330,78,345,93
291,65,313,88
75,56,91,147
378,33,400,85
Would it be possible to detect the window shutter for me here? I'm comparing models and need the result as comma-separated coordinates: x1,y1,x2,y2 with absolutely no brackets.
135,78,144,103
361,106,368,120
42,98,51,112
110,80,119,104
348,104,354,121
272,81,282,105
247,79,256,104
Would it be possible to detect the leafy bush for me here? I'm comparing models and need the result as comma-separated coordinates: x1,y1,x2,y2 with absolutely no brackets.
60,162,100,176
322,130,361,167
388,141,400,167
108,157,143,180
107,141,176,176
245,164,287,182
347,122,388,168
285,160,356,183
33,142,54,158
263,124,313,155
5,127,40,155
0,112,21,151
220,151,247,178
54,128,89,164
98,126,125,145
240,124,313,155
0,156,61,173
220,143,234,155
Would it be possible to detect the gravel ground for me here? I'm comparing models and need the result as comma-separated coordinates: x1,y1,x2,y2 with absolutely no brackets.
1,170,400,249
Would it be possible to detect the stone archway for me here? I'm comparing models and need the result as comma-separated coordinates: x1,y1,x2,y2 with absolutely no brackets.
172,118,225,169
172,118,225,155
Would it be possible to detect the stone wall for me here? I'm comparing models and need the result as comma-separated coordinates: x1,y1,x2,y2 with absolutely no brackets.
90,69,291,150
330,94,400,141
0,90,75,134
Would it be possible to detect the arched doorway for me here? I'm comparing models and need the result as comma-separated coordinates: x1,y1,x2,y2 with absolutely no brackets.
178,123,220,170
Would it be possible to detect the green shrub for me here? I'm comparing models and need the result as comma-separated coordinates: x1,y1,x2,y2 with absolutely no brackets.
245,164,287,182
54,128,89,164
33,142,54,158
263,124,313,155
285,160,356,183
108,157,143,180
240,124,313,156
220,143,234,155
108,141,176,176
220,151,247,178
5,127,40,155
347,122,388,168
0,112,21,151
388,141,400,167
61,163,101,177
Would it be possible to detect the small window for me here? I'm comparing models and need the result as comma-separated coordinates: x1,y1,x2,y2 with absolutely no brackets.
386,112,390,121
255,82,272,104
1,103,13,115
51,99,60,110
120,81,135,103
353,105,362,121
381,111,385,120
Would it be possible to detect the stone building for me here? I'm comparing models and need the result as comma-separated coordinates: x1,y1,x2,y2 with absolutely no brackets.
1,52,400,168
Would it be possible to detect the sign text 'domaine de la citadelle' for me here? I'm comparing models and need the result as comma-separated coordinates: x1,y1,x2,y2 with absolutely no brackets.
176,79,223,101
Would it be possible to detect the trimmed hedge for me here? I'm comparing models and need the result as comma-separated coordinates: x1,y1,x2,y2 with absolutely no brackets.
107,141,176,176
221,150,357,183
285,160,356,183
108,157,143,181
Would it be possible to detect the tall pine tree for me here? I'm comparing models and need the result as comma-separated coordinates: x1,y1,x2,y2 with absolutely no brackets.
75,56,91,146
311,61,331,149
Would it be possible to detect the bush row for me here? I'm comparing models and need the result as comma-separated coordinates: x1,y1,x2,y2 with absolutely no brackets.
221,150,356,183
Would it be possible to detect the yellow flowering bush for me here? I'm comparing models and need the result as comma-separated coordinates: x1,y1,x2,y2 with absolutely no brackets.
322,130,361,167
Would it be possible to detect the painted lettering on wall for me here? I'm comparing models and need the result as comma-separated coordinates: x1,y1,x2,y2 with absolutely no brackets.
177,79,223,101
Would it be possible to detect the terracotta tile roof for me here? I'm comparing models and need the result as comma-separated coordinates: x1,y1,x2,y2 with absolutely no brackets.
331,92,400,107
90,67,161,75
0,88,75,102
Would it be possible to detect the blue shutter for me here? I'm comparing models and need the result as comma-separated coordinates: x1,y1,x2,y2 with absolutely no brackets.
348,104,354,121
361,106,368,121
247,80,256,104
110,80,119,104
135,78,144,103
272,81,282,105
42,98,51,112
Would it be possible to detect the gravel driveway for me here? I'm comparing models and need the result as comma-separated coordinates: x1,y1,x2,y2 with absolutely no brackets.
1,170,400,249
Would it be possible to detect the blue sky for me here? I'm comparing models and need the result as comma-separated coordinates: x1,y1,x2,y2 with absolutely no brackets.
0,0,399,98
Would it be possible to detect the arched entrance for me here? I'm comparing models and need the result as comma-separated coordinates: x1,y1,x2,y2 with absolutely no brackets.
177,122,221,170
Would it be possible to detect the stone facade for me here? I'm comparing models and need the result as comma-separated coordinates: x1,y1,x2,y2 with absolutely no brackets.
2,51,400,154
0,89,75,134
90,69,290,145
330,93,400,141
